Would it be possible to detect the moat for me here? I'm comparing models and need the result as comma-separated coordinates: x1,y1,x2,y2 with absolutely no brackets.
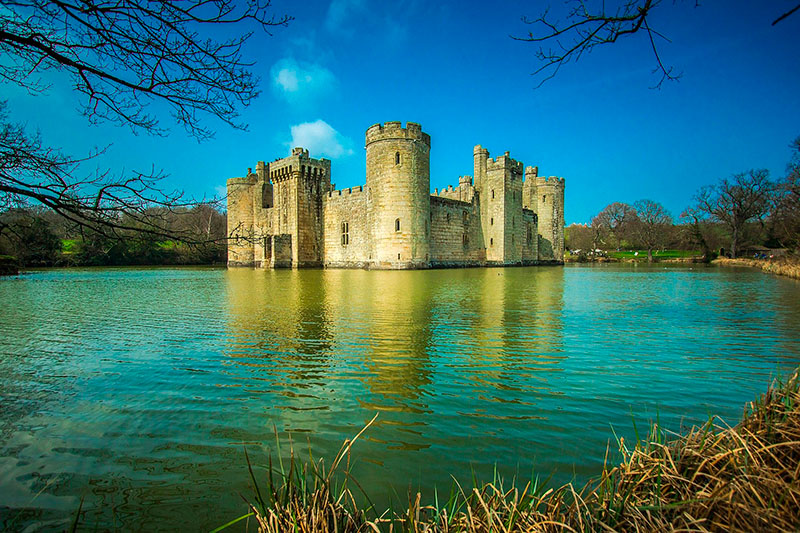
2,265,800,530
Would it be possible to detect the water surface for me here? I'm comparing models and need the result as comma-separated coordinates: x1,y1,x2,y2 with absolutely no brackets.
1,264,799,530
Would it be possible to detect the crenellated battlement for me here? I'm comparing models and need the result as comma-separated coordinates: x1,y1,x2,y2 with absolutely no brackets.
486,151,524,174
268,147,332,183
227,120,565,269
365,121,431,147
535,176,565,189
326,185,365,198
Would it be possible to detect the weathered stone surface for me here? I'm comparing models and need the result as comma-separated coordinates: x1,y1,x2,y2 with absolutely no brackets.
226,122,565,269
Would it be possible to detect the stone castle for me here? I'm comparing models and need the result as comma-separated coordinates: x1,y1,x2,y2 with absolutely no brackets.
227,121,565,269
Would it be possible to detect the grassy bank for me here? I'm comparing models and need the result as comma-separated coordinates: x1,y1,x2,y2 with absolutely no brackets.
228,368,800,532
566,250,703,263
715,256,800,280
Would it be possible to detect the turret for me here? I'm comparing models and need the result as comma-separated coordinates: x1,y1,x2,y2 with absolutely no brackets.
226,171,258,266
535,176,565,262
473,145,489,193
365,121,431,268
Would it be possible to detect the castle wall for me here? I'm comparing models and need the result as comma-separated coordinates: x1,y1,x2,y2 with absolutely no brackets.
226,121,565,270
428,196,484,265
226,175,256,266
322,186,370,268
535,176,565,262
521,209,538,264
483,153,523,264
366,122,431,268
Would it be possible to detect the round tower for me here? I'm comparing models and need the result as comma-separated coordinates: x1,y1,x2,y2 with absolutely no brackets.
226,173,257,266
365,121,431,268
535,176,566,262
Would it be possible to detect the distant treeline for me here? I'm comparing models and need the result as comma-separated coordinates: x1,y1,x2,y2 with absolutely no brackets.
567,137,800,262
0,204,226,267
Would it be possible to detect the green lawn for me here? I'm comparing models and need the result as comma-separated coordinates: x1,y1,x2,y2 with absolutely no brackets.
61,239,78,254
607,249,701,259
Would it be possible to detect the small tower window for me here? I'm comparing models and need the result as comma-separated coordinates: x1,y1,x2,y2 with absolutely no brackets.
492,189,495,199
395,152,400,165
341,221,349,246
462,211,467,224
542,195,547,203
395,218,400,232
446,212,451,222
490,238,494,247
490,217,494,225
462,234,468,245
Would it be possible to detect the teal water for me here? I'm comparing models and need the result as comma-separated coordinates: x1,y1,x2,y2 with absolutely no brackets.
1,264,799,530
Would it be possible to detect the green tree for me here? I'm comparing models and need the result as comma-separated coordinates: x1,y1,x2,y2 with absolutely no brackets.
0,210,62,266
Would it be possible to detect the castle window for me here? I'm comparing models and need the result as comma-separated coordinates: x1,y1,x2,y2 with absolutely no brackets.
527,225,533,245
395,218,400,232
462,211,467,224
512,217,515,228
542,195,546,203
490,238,493,247
262,184,273,208
395,152,400,165
462,234,468,246
341,221,349,246
446,212,451,222
492,189,495,200
490,217,493,225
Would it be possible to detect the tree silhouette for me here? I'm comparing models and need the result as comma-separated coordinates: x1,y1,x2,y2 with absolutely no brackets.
630,199,672,262
693,170,775,258
516,1,800,88
1,0,291,242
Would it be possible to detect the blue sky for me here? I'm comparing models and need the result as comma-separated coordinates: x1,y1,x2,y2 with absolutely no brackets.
6,0,800,224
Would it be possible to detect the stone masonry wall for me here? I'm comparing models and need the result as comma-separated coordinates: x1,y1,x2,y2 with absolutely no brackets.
429,196,484,265
227,121,565,269
323,186,370,268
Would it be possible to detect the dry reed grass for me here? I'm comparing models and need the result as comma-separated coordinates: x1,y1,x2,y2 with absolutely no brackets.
716,256,800,280
230,368,800,533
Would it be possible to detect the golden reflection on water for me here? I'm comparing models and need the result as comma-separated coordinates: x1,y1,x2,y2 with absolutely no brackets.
223,267,566,426
3,265,800,530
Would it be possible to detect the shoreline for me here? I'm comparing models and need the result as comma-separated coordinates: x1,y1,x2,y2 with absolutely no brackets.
714,256,800,280
235,367,800,532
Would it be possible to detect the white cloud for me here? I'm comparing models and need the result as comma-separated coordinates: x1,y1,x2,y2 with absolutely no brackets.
325,0,365,35
288,120,354,159
270,58,335,102
214,184,228,198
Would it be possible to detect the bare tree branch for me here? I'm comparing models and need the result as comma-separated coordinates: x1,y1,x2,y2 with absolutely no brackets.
514,0,680,88
0,1,291,247
1,0,291,139
516,1,799,88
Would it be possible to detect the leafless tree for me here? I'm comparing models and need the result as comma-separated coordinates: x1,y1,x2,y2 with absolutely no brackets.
770,136,800,250
679,206,714,261
0,0,290,243
630,199,672,262
515,1,800,88
592,201,635,250
694,170,775,258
